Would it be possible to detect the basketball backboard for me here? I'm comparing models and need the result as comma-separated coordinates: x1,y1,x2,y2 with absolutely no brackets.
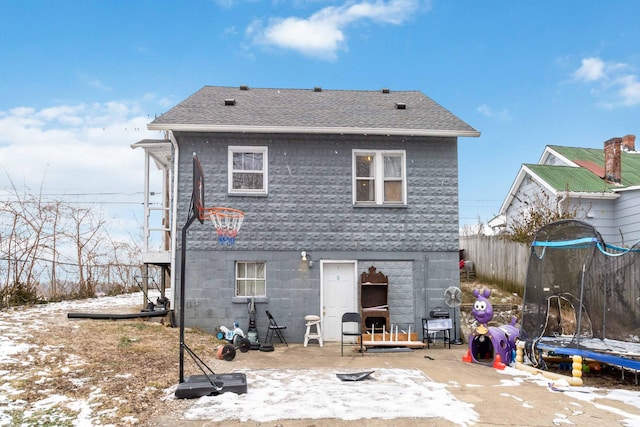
192,153,205,224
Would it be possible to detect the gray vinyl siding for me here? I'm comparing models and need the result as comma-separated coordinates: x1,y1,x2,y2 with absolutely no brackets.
174,132,460,339
175,132,459,252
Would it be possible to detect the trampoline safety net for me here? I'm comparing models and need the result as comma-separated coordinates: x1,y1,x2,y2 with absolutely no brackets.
522,220,640,351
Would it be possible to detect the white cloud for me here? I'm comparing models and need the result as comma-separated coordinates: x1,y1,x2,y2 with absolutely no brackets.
615,74,640,106
260,16,346,59
572,56,640,107
223,25,238,36
573,57,606,82
76,71,113,92
214,0,239,7
248,0,426,60
0,100,159,198
0,99,165,245
477,104,511,120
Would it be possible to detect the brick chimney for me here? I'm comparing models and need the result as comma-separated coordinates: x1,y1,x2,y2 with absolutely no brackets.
622,134,636,151
604,137,622,184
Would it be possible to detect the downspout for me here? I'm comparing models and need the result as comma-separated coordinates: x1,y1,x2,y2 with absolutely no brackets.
169,132,180,306
557,192,568,216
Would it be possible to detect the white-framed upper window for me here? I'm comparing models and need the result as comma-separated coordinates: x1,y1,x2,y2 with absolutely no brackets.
353,149,406,205
228,146,268,195
235,261,266,297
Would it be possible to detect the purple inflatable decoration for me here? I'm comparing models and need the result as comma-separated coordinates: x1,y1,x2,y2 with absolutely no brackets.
469,288,520,366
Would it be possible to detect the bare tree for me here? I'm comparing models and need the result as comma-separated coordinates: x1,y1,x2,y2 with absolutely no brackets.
0,194,52,305
1,172,143,305
45,201,63,298
66,206,107,298
103,231,142,294
460,215,487,237
503,185,579,245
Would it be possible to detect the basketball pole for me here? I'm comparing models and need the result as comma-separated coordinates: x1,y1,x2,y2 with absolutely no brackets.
177,153,244,386
179,202,198,384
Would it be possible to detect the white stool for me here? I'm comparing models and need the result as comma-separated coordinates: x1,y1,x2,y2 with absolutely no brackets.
304,315,323,347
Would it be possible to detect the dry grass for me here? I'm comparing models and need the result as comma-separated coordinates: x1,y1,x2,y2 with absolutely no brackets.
459,280,522,306
8,310,224,426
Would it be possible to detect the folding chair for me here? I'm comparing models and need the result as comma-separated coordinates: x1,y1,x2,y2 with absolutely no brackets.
341,312,363,356
265,310,288,346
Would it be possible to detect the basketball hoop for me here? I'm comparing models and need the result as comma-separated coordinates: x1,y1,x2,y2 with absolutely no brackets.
204,207,245,246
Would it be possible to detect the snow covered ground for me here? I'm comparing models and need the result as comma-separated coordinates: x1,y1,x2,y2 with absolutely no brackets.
0,293,149,426
177,367,478,424
2,292,640,426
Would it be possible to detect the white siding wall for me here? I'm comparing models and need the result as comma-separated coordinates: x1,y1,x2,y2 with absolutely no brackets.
614,189,640,246
542,154,563,166
504,151,639,248
504,176,559,228
504,176,630,246
571,198,618,244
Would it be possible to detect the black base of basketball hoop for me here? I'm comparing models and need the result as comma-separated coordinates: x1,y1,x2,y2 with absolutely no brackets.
175,373,248,399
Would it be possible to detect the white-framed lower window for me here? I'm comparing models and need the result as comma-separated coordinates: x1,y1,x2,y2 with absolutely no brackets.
228,146,268,195
353,149,406,205
235,261,266,297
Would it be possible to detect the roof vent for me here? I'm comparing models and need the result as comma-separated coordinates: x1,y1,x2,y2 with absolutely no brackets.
239,85,249,91
224,99,236,106
313,86,322,92
381,88,390,94
395,102,406,110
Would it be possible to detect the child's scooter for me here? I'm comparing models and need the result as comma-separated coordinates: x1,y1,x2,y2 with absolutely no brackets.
217,322,251,355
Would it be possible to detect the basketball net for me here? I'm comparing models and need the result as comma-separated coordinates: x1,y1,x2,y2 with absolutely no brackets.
206,207,245,246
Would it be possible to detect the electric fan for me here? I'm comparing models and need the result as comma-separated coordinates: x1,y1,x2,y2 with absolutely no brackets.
444,286,463,345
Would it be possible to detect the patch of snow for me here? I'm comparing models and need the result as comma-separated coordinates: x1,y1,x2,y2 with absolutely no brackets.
33,394,69,409
181,368,479,425
552,413,574,425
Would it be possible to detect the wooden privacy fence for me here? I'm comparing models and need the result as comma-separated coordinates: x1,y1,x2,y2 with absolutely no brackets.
459,235,530,293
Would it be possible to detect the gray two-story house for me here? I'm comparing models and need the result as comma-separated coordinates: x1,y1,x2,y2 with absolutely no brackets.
134,85,479,344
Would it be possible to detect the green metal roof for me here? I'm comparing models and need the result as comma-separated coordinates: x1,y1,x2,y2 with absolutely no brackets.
526,164,614,193
546,145,640,190
549,145,604,165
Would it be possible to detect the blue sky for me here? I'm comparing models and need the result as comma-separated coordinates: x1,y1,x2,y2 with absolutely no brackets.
2,0,640,236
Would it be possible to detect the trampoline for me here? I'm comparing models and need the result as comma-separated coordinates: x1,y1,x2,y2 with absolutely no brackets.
521,220,640,378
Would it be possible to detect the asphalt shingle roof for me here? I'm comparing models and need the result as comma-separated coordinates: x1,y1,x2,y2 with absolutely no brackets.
149,86,479,136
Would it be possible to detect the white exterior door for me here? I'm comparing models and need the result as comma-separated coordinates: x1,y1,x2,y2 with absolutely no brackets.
321,261,358,342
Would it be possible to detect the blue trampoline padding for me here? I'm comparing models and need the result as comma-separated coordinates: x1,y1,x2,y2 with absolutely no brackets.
531,237,598,247
536,342,640,371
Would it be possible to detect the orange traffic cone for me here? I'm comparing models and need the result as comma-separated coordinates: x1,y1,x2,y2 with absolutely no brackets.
493,354,506,370
462,349,472,363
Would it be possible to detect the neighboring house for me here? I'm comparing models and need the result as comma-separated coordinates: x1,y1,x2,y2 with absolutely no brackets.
133,85,479,343
490,135,640,246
